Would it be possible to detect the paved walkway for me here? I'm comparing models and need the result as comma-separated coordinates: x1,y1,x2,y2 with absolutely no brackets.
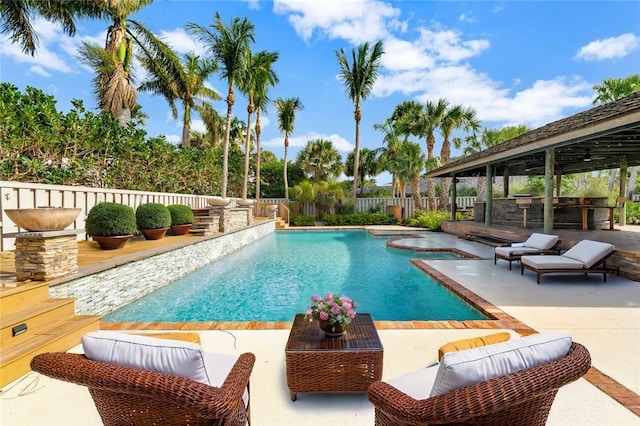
1,225,639,425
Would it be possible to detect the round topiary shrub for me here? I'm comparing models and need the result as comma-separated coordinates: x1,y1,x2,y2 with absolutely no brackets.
167,204,194,225
136,203,171,230
85,202,137,237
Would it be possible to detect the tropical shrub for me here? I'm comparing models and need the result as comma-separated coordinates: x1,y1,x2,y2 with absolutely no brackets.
322,213,396,226
85,202,137,237
290,215,316,226
407,210,450,230
136,203,171,230
167,204,194,225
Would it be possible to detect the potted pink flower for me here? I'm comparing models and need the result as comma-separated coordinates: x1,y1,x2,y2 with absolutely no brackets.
306,293,357,337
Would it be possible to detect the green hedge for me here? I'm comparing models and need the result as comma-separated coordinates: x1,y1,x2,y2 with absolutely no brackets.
167,204,194,225
290,215,316,226
322,213,397,226
136,203,171,230
85,202,137,237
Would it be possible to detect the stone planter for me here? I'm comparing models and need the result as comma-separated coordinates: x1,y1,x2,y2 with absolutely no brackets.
236,199,256,207
139,228,169,240
170,224,192,235
207,197,231,207
92,235,132,250
6,207,81,232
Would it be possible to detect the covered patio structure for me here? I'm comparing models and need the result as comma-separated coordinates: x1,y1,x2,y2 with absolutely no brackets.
427,92,640,233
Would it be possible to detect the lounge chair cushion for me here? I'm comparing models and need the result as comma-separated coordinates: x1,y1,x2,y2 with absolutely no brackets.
430,332,572,397
437,332,512,361
495,246,542,257
82,331,210,385
522,233,559,250
562,240,615,269
387,363,440,400
521,255,585,270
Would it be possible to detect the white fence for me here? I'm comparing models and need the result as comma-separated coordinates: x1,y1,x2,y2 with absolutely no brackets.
0,181,479,250
0,181,213,251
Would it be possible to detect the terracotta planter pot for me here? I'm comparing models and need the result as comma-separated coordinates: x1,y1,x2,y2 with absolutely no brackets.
170,224,192,235
139,228,169,240
92,235,132,250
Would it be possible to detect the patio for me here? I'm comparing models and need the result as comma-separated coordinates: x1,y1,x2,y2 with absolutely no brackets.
1,225,639,424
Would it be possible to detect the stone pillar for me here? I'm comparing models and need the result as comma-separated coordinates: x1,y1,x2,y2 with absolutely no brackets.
14,231,78,281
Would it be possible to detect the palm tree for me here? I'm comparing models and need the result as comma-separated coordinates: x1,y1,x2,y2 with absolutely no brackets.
253,61,279,202
75,1,154,126
274,97,304,200
438,105,480,209
198,102,225,148
296,139,343,182
238,50,279,199
138,52,219,147
593,74,640,104
0,1,101,56
188,13,255,198
345,148,382,195
387,141,426,210
336,40,385,211
374,118,402,197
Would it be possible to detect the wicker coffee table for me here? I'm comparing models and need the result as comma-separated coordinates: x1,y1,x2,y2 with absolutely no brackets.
285,313,383,401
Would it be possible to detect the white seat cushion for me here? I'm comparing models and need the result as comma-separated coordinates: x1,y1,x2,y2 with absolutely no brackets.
430,332,572,397
522,233,559,250
495,246,541,257
562,240,614,268
82,331,210,385
521,255,585,270
387,363,440,400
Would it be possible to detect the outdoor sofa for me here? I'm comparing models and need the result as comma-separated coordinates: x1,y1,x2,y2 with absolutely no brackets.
494,233,561,270
30,331,255,426
521,239,617,284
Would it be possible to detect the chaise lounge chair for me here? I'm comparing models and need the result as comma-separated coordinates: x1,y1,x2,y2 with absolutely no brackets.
494,233,561,270
30,332,255,426
368,333,591,426
521,239,618,284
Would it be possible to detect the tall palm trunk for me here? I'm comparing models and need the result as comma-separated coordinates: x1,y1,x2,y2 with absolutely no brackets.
426,133,437,210
352,104,361,212
284,135,290,199
222,90,234,198
181,104,191,147
255,111,262,202
439,137,452,209
242,101,254,199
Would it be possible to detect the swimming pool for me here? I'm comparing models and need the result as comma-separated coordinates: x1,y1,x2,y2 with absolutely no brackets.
103,230,487,322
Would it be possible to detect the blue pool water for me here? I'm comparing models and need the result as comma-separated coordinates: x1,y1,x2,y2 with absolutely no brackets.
103,230,486,322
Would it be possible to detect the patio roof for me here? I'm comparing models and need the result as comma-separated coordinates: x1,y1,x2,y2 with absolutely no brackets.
427,92,640,178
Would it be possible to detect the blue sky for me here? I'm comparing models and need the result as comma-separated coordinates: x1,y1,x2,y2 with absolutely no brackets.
2,0,639,185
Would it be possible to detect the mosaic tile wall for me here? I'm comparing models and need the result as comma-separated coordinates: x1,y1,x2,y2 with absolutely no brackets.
49,221,275,315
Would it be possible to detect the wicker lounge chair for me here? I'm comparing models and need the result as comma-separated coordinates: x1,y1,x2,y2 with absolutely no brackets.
368,341,591,426
494,233,561,270
30,333,255,426
521,239,617,283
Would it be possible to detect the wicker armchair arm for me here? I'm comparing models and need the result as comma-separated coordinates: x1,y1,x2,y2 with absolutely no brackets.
31,352,256,421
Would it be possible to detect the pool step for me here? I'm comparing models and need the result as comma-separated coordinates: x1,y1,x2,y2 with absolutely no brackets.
0,282,100,388
190,212,221,236
275,217,289,229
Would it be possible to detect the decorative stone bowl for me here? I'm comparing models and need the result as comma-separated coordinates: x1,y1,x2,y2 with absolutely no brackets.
236,199,256,207
6,207,82,232
206,197,231,207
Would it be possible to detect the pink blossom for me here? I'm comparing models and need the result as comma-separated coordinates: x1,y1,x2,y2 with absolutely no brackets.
311,295,322,302
319,311,329,320
331,304,341,315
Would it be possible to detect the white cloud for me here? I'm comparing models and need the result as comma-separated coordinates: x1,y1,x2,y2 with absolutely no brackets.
274,0,401,43
575,33,640,61
159,28,206,56
459,12,476,23
262,131,353,152
164,134,181,145
29,65,52,78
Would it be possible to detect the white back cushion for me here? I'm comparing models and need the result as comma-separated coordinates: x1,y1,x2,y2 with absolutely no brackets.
563,240,614,268
430,332,572,397
387,363,440,400
82,331,210,385
523,233,559,250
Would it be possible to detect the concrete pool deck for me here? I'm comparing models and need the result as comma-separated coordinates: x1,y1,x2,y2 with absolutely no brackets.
1,225,639,424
